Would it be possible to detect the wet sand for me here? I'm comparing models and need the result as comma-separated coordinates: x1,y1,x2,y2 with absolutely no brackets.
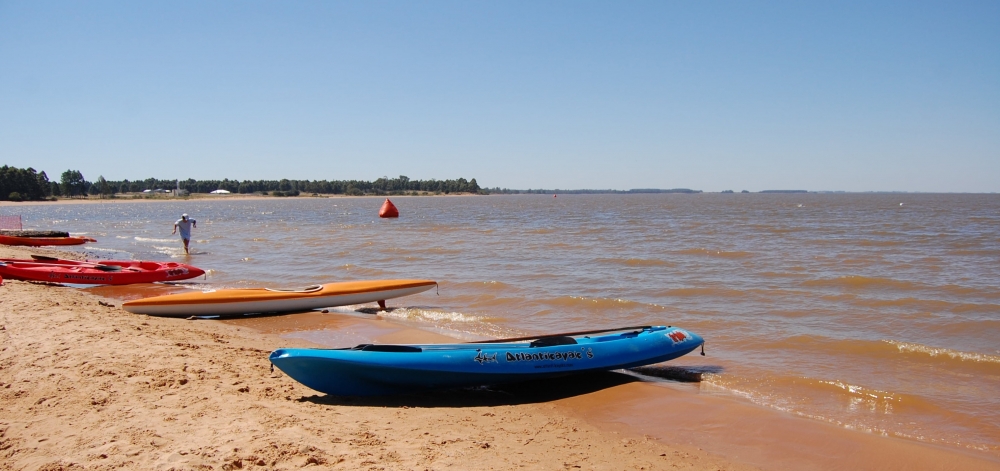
234,309,1000,471
0,245,755,470
2,244,998,470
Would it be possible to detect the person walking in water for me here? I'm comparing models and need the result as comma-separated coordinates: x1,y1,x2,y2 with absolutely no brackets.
172,213,197,254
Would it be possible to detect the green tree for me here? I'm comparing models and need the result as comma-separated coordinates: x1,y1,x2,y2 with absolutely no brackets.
36,171,51,197
60,170,86,197
96,175,112,198
0,165,48,201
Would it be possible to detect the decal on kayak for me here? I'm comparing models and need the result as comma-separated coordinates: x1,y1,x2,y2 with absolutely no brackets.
668,330,687,342
51,273,112,282
473,351,497,364
504,348,594,363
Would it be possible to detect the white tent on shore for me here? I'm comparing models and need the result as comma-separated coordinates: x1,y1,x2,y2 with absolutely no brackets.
210,189,231,194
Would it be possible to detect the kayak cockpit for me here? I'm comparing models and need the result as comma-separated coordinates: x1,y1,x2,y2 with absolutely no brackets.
352,344,423,353
528,336,577,347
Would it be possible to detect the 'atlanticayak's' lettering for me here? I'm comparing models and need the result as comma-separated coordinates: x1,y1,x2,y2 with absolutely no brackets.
504,348,594,363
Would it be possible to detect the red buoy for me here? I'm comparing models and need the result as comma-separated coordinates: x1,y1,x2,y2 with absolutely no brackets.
379,198,399,218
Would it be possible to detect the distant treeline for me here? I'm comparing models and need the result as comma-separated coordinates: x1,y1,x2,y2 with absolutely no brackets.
0,166,52,201
485,188,702,194
108,175,481,196
0,167,483,200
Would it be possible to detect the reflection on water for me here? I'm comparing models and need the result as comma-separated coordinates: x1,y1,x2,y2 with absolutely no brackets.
16,193,1000,455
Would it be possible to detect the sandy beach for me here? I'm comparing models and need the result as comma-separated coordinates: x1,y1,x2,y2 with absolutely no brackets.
4,202,1000,470
1,244,761,471
4,244,1000,471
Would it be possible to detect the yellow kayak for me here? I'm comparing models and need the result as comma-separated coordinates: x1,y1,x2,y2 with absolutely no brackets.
122,279,437,317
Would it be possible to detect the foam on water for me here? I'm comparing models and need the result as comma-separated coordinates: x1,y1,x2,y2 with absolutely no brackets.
884,340,1000,365
134,236,176,243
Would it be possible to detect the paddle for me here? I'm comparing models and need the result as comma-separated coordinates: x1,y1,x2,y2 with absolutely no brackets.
30,254,63,261
26,255,123,271
470,325,653,344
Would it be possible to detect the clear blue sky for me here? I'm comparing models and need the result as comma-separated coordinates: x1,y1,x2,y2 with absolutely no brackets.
1,1,997,192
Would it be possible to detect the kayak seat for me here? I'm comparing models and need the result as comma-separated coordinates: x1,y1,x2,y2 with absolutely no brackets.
355,344,423,353
529,336,578,347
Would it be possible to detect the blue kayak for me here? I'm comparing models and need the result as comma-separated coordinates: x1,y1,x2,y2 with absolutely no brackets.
269,325,704,396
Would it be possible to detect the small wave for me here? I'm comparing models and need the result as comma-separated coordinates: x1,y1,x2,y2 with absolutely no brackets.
937,284,1000,300
770,335,1000,374
379,307,483,323
759,271,807,279
448,280,516,293
135,236,176,243
596,257,675,267
81,247,119,253
846,296,1000,314
704,371,942,418
757,226,802,234
541,296,662,310
658,287,746,298
151,245,190,258
675,248,753,258
857,240,904,247
419,247,464,255
801,276,921,291
949,249,1000,257
883,340,1000,365
816,380,903,414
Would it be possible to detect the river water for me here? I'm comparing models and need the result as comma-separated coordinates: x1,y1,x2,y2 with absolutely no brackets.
9,193,1000,456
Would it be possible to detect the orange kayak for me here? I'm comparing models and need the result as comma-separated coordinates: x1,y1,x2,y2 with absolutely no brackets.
0,235,96,246
123,279,437,317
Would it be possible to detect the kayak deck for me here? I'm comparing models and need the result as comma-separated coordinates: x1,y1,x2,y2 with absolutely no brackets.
0,258,205,285
270,326,704,396
122,279,438,316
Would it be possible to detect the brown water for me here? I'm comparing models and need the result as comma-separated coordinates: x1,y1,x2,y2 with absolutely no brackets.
14,193,1000,456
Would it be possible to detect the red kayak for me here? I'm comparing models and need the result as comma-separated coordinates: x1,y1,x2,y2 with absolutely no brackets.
0,257,205,285
0,235,96,246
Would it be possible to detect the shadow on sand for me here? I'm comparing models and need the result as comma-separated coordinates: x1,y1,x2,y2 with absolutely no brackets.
298,370,640,408
297,364,726,408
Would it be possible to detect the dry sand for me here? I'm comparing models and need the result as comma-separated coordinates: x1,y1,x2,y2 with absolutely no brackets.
0,245,756,471
3,243,999,471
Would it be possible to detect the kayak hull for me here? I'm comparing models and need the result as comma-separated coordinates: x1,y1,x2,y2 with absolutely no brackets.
270,326,703,396
0,258,205,285
0,235,95,246
122,279,437,317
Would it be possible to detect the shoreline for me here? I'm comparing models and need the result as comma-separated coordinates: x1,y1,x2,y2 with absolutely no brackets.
0,244,756,471
3,245,999,469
